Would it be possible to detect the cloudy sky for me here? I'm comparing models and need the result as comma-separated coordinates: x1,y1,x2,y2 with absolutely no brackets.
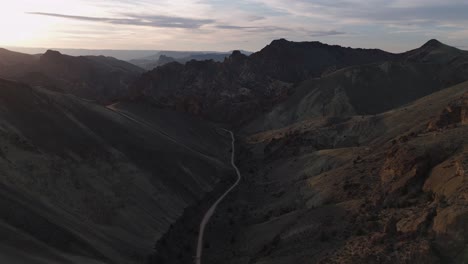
1,0,468,52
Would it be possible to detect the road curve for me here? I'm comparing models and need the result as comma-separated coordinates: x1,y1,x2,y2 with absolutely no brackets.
195,129,241,264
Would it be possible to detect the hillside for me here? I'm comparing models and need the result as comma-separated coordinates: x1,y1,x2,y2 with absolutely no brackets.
197,80,468,264
244,40,468,133
131,39,394,124
0,48,144,103
0,78,231,264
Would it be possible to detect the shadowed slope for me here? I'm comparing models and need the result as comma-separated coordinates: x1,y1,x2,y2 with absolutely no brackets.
0,48,144,103
244,40,468,133
0,78,230,264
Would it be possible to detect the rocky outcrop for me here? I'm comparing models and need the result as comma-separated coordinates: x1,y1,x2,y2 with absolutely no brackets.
131,40,394,124
423,151,468,261
428,92,468,131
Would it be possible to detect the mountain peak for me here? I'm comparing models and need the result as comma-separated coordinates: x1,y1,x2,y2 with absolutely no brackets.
267,39,326,50
270,38,289,44
225,50,247,64
42,50,62,58
230,50,242,56
422,39,443,48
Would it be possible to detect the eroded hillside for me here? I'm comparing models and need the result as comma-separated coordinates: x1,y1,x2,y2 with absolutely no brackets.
0,78,231,264
199,81,468,264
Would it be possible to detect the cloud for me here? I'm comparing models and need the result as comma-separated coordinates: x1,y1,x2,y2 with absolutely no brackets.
309,30,346,37
20,0,468,52
27,12,215,29
246,15,265,22
216,25,285,30
254,0,468,26
216,25,258,29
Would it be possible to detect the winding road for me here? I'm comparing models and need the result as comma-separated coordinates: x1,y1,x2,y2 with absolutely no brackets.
195,129,241,264
105,105,240,263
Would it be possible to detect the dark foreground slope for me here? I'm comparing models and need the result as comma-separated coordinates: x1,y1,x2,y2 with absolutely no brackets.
0,48,144,103
131,39,394,124
0,78,231,264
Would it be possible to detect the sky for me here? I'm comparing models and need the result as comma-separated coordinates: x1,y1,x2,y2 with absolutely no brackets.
1,0,468,52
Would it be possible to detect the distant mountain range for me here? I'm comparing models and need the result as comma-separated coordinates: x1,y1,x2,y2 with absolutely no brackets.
129,50,253,70
5,46,253,63
4,46,161,60
0,48,144,103
130,39,395,124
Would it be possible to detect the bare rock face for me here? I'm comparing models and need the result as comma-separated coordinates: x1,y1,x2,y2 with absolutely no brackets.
423,158,464,198
396,207,437,235
428,92,468,131
380,144,433,195
432,206,468,260
422,150,468,261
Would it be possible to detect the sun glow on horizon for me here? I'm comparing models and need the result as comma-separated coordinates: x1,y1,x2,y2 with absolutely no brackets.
0,4,53,46
0,1,107,48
